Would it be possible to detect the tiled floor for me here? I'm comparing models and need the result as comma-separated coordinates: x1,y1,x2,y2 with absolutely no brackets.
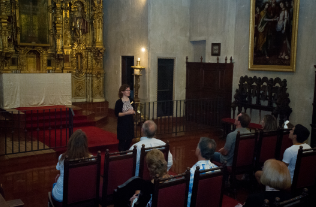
0,110,250,206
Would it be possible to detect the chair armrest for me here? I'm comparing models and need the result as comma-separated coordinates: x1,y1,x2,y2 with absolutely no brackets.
6,199,24,207
0,194,9,207
48,192,55,207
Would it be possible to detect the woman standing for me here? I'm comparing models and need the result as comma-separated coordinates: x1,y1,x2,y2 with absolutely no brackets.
257,2,277,59
115,84,135,152
52,129,91,202
276,1,290,59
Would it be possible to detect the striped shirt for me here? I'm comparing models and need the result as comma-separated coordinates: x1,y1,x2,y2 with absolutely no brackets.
187,160,218,207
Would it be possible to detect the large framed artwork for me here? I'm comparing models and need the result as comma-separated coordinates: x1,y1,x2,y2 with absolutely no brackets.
17,0,52,46
249,0,300,72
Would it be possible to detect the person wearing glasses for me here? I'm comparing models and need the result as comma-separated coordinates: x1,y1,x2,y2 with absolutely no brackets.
115,84,135,151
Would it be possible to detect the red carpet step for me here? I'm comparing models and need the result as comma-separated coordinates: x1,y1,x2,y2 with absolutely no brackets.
14,105,118,151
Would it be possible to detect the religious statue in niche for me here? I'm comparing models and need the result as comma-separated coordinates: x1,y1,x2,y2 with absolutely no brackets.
72,2,88,42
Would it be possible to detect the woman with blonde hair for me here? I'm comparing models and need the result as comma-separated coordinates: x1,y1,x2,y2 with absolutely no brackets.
130,149,170,207
244,159,291,206
52,129,91,202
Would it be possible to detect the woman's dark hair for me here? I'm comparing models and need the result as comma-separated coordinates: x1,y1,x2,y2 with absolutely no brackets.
118,84,130,98
60,129,90,163
263,115,277,131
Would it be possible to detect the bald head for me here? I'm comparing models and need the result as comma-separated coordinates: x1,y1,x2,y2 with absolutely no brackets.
142,120,157,138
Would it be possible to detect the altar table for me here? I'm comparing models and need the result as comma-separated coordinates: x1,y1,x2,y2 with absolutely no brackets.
0,73,72,109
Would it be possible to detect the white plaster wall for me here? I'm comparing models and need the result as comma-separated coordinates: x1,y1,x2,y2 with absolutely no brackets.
190,0,236,62
234,0,316,143
103,0,148,108
147,0,192,101
191,40,206,62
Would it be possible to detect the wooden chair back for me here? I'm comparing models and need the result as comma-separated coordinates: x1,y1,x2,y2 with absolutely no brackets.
255,129,279,170
273,188,309,207
63,152,101,207
291,147,316,195
139,143,169,180
232,131,258,174
101,146,137,206
113,176,153,207
276,129,292,160
190,166,225,207
152,169,190,207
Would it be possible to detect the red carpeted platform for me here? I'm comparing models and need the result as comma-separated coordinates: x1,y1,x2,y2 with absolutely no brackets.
15,105,118,151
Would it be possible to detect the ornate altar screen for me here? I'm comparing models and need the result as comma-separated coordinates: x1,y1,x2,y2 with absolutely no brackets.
0,0,105,103
19,0,49,45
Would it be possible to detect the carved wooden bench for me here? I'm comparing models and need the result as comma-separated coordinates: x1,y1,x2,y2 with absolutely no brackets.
222,76,292,136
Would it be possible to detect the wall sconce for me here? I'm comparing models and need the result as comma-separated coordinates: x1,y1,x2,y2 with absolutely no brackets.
131,58,145,103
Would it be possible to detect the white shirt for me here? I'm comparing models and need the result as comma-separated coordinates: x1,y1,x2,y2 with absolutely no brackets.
52,154,64,202
129,137,173,176
282,143,311,182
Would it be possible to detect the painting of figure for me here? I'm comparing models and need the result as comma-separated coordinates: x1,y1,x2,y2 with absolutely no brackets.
249,0,299,72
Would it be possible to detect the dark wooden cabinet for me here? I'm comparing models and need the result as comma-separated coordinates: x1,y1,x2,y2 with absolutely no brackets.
311,67,316,147
185,58,233,119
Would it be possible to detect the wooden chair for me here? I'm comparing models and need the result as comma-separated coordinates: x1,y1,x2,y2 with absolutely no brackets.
139,143,170,180
263,188,309,207
0,184,24,207
151,168,190,207
255,129,280,170
100,146,137,206
228,131,258,194
291,147,316,196
113,176,153,207
275,129,292,160
190,165,239,207
48,151,101,207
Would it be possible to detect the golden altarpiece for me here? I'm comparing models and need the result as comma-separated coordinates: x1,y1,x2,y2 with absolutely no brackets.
0,0,105,102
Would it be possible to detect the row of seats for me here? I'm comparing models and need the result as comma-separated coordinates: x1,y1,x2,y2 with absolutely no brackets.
215,128,316,197
47,128,316,207
48,144,170,207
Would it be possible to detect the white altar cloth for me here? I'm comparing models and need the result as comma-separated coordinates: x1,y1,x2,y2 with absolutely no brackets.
0,73,72,109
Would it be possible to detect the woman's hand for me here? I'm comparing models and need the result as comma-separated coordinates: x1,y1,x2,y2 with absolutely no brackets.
55,174,60,182
130,190,140,205
126,109,135,115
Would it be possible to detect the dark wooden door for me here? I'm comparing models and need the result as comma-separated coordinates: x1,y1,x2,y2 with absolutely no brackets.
186,61,233,120
121,56,134,98
157,59,174,117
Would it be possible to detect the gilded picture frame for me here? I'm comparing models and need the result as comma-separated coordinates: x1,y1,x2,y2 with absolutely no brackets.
16,0,52,47
249,0,300,72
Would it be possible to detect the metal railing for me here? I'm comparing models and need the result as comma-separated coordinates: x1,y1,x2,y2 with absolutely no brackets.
134,98,224,137
0,108,73,155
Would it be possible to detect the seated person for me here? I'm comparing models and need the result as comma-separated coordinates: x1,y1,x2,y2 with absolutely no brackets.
52,129,91,202
282,124,311,182
213,112,251,166
130,149,170,207
129,120,173,176
187,137,218,207
261,114,277,131
245,159,291,207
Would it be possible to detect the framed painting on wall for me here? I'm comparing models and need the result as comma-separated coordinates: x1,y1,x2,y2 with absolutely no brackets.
249,0,300,72
211,43,221,56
